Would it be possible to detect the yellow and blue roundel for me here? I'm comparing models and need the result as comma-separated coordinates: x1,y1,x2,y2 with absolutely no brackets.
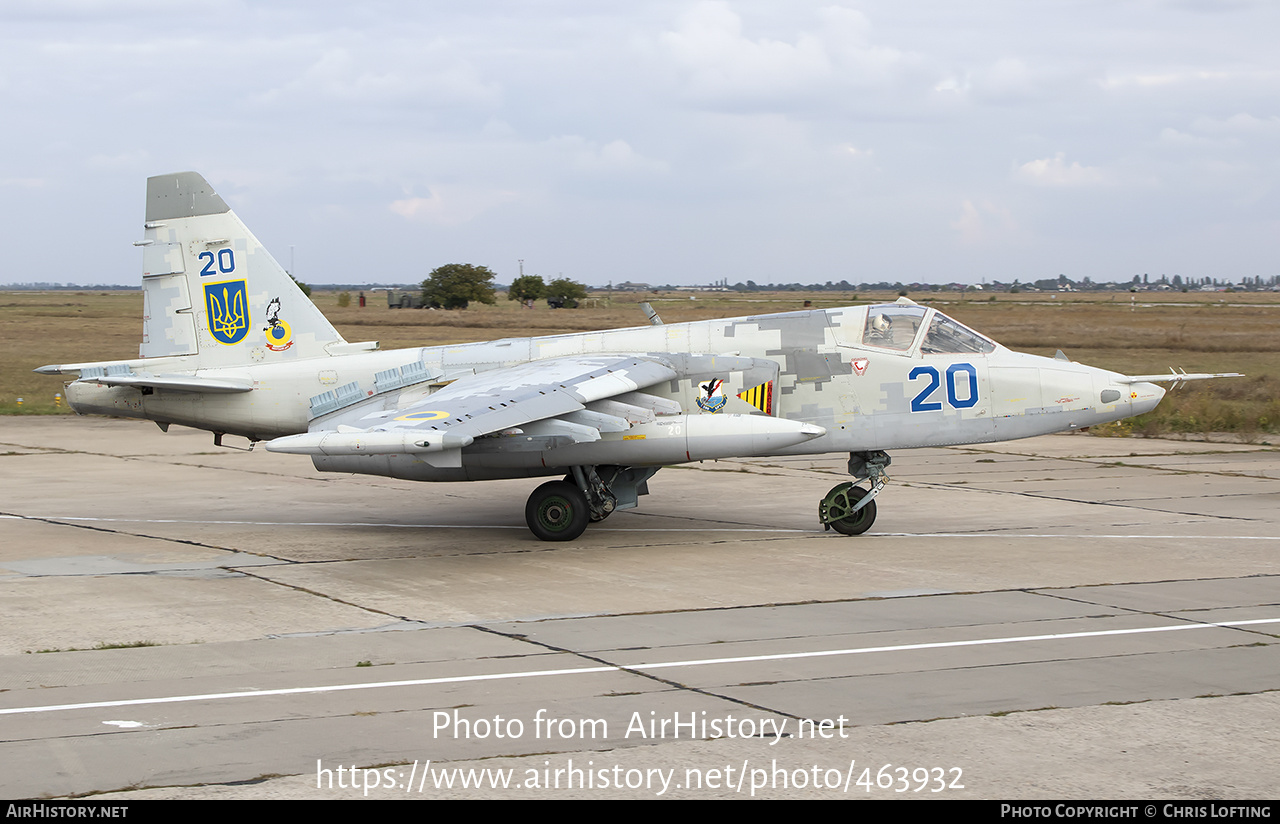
265,319,293,351
395,410,450,422
204,280,249,345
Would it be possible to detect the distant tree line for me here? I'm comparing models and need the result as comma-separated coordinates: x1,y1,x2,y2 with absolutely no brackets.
1,283,140,290
12,270,1275,295
421,265,590,309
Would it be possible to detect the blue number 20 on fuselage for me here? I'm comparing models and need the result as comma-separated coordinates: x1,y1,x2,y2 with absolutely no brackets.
909,363,978,412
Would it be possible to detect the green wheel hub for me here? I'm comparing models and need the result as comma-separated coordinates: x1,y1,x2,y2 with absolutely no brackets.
818,482,877,536
525,480,589,541
536,495,575,532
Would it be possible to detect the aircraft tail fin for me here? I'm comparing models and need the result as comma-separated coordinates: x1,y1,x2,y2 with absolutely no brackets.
138,172,346,366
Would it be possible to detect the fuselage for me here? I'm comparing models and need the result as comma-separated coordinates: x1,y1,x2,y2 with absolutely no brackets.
65,302,1165,483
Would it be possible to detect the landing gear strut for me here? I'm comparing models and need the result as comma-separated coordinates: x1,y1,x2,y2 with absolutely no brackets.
819,450,891,536
571,466,616,522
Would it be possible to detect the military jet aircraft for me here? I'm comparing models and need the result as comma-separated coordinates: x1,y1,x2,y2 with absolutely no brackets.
35,172,1238,541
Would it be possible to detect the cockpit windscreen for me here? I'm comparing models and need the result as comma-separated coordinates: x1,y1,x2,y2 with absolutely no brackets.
861,304,997,354
861,305,927,351
920,314,997,354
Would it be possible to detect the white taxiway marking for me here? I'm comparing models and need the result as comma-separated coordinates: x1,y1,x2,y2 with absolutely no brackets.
879,533,1280,540
15,516,1280,539
20,515,813,533
2,617,1277,717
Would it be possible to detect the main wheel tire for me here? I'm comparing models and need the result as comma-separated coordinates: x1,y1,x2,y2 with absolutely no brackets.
526,480,590,541
826,484,877,536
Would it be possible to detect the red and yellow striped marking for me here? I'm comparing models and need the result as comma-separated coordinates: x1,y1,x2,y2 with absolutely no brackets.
737,381,773,415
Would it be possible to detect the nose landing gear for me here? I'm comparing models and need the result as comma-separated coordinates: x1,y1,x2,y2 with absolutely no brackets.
819,450,891,536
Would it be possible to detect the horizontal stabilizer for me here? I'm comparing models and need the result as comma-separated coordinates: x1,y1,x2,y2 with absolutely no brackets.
95,374,253,394
34,363,253,394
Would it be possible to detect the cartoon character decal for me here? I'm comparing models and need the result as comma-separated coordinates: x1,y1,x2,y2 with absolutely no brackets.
263,297,294,351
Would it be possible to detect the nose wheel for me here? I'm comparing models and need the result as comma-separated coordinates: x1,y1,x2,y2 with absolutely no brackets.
819,482,878,535
819,450,891,536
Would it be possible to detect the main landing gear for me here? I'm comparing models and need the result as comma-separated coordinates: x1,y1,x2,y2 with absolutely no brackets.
524,466,659,541
819,450,891,536
524,453,891,541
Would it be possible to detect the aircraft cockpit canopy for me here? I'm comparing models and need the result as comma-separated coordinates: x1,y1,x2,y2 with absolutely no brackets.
921,313,997,354
861,304,997,355
862,304,927,350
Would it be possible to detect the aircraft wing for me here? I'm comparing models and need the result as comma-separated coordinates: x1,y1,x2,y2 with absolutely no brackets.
266,353,761,456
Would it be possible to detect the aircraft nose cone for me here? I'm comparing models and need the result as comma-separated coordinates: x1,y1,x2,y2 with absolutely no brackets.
1129,381,1166,415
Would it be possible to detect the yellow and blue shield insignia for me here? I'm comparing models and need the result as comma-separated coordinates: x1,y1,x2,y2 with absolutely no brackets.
204,280,249,345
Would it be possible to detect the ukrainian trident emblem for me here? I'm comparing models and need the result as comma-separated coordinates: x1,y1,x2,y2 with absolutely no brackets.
204,280,249,345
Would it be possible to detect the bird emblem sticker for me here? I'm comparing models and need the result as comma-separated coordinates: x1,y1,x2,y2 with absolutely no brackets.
696,378,728,413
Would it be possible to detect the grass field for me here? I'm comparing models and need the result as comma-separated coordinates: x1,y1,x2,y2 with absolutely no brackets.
3,288,1277,439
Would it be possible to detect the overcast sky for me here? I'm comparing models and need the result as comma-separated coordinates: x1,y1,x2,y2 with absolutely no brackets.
2,0,1278,287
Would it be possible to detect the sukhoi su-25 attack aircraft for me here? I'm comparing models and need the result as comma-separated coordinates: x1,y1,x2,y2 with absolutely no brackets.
36,172,1239,541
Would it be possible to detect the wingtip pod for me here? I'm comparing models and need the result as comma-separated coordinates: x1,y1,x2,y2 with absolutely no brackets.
680,414,826,459
540,413,826,467
268,414,823,469
266,431,474,456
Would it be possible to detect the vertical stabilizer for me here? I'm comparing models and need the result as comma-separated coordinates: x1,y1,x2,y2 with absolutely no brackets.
139,172,346,365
